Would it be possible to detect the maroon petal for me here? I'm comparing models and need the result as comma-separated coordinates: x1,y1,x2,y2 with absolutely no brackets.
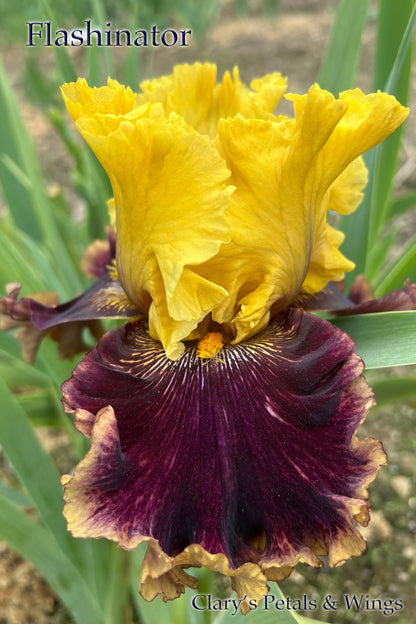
348,274,377,304
80,226,116,279
62,310,385,601
0,283,53,363
0,283,104,364
0,270,139,362
334,277,416,316
30,276,139,331
303,276,416,316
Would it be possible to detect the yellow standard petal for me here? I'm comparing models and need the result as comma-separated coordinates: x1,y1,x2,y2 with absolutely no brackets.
137,62,217,134
326,156,368,216
63,80,234,358
61,77,137,121
137,62,287,137
294,87,409,295
62,74,409,355
194,84,408,342
199,86,348,343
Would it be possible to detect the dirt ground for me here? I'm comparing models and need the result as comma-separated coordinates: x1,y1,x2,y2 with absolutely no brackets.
0,0,415,622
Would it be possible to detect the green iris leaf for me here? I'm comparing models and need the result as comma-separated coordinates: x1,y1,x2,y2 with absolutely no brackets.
332,311,416,369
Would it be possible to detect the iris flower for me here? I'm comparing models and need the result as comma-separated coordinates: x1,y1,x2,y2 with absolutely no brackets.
0,63,411,612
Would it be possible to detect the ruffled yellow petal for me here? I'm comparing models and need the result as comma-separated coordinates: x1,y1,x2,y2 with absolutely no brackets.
138,62,287,137
301,224,355,294
107,197,116,228
62,73,409,355
295,87,408,294
63,83,233,358
196,85,407,341
198,87,348,342
299,157,367,294
138,62,217,134
286,88,409,201
147,262,228,360
61,77,137,121
250,72,288,112
209,67,287,135
331,89,408,182
327,156,368,215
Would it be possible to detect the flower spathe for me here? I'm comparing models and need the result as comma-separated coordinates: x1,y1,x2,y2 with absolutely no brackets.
1,63,409,612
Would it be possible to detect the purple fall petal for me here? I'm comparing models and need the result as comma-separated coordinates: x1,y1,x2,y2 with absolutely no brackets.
334,278,416,316
29,274,139,331
304,276,416,316
62,309,385,598
0,267,139,362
